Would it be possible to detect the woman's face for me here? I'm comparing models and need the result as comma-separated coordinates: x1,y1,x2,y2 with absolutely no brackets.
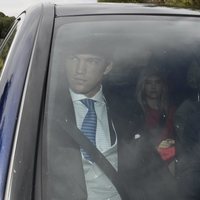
144,75,163,100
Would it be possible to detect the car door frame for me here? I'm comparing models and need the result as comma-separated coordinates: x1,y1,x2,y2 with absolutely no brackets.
3,3,54,200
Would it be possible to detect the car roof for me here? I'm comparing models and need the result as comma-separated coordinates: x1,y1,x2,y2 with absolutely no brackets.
55,3,200,17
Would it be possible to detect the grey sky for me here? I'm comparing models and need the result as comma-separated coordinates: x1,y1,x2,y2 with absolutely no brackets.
0,0,97,17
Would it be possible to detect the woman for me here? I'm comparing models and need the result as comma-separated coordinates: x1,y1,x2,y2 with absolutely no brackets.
136,67,176,172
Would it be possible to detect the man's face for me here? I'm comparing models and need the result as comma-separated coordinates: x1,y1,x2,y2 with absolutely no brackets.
144,75,163,100
66,54,112,97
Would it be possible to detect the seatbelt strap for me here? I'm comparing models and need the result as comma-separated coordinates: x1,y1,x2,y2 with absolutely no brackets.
58,119,130,200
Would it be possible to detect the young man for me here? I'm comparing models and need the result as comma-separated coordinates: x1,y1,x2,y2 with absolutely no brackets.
65,52,123,199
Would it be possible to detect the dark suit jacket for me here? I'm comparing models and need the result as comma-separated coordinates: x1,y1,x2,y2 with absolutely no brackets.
45,89,180,200
176,108,200,200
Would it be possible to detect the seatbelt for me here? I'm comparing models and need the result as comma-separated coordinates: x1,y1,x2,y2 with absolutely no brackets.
58,119,131,200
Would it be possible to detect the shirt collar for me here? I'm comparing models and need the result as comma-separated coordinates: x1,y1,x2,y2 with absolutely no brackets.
69,86,104,103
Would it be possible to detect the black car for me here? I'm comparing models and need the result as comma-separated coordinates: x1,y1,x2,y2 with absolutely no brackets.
0,2,200,200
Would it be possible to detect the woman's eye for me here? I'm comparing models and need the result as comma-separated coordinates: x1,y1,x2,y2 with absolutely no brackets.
155,80,162,84
145,81,152,85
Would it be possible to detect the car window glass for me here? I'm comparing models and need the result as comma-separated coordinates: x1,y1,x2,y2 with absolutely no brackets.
0,18,21,73
42,16,200,199
0,16,24,199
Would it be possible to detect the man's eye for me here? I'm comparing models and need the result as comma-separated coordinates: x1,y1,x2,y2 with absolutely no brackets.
68,56,79,62
87,58,101,64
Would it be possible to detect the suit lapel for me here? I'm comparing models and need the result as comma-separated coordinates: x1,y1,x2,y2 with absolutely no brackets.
47,89,87,200
65,90,76,124
106,104,117,146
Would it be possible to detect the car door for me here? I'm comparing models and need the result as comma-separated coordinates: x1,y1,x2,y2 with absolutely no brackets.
0,3,54,200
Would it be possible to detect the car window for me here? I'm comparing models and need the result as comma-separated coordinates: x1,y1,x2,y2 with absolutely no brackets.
0,19,21,73
41,15,200,199
0,16,24,199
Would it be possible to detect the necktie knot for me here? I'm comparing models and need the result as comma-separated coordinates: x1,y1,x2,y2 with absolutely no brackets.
81,99,95,110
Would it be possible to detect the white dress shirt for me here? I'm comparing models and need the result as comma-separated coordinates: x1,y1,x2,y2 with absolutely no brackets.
70,87,112,152
69,88,121,200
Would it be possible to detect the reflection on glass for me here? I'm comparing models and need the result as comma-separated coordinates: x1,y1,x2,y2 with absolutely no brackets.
0,30,16,72
44,17,200,200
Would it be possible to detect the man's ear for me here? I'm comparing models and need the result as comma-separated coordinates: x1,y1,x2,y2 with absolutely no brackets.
104,62,113,75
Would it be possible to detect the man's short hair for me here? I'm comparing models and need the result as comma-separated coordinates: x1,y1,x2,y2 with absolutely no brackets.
65,36,114,62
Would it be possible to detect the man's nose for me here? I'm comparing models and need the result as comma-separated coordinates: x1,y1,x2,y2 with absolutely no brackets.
75,60,87,74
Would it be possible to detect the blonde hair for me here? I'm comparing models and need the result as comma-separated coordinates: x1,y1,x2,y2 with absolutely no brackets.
136,66,169,113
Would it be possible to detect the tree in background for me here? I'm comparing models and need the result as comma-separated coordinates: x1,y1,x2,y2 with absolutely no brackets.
0,12,15,72
98,0,148,2
0,12,15,39
98,0,200,9
163,0,200,8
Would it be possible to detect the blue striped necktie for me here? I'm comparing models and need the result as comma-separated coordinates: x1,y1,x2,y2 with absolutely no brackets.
80,99,97,160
